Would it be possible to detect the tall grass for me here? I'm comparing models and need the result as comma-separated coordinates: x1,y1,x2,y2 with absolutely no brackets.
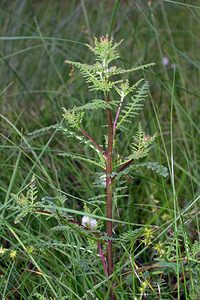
0,1,199,299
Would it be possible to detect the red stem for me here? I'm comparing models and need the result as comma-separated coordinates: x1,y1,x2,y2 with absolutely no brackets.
105,94,115,299
35,210,109,276
112,158,134,181
113,95,124,136
98,243,108,276
80,127,105,155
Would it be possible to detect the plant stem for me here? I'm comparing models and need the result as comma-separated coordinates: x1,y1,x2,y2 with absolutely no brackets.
112,158,134,181
98,243,108,276
79,127,105,154
106,105,113,274
105,93,115,299
113,95,124,136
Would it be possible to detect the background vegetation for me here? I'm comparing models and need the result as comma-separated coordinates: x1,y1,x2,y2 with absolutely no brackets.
0,1,199,299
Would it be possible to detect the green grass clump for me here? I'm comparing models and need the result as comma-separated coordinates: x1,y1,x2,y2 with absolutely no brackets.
0,1,199,299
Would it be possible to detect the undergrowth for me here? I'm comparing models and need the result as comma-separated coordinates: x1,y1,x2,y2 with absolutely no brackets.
0,1,199,299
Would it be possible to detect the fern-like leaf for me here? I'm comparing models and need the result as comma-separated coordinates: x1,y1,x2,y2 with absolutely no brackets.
59,152,104,169
110,62,155,76
60,126,103,159
113,161,168,181
73,99,113,111
191,240,200,259
65,60,119,92
117,82,149,130
85,36,122,64
125,123,156,161
27,123,60,138
135,162,169,177
27,175,38,204
117,228,143,244
62,108,84,129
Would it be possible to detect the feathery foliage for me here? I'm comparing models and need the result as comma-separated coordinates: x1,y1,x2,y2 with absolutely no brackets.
127,122,157,160
116,81,149,130
15,36,167,299
4,19,199,299
0,2,199,299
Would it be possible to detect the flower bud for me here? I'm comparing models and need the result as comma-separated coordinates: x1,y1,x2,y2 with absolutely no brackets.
82,216,97,229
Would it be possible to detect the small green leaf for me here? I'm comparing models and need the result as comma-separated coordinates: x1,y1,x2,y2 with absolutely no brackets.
136,162,169,177
73,99,113,112
62,108,84,129
117,82,149,130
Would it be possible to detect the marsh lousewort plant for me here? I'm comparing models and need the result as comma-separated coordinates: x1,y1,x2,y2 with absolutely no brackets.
62,36,168,299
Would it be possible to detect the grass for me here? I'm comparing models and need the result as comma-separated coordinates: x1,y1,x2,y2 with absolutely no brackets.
0,0,200,299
